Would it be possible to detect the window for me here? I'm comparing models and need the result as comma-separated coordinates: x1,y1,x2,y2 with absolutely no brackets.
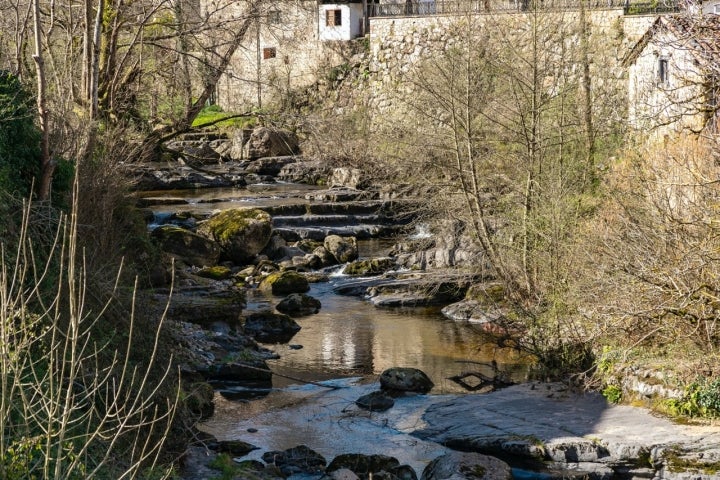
714,3,720,13
326,9,342,27
268,10,281,24
658,58,669,85
263,47,276,60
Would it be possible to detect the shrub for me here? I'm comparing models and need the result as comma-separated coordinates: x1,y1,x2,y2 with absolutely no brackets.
0,70,40,198
0,198,178,479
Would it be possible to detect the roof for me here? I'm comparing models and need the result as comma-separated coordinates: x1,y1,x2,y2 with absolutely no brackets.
622,14,720,68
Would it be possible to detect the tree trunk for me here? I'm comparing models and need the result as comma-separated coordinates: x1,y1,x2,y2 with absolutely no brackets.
32,0,54,201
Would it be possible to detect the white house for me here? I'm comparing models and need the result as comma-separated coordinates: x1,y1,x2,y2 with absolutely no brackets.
624,15,720,137
319,1,367,41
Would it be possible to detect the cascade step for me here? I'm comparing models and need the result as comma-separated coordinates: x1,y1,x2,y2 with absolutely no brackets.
271,214,387,227
274,224,402,241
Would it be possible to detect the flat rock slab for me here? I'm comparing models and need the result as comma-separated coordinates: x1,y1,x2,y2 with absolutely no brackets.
414,382,720,476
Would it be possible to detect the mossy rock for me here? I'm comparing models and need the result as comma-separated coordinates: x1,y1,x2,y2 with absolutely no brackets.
344,258,395,276
151,224,221,267
296,239,322,253
259,271,310,295
198,208,273,265
196,265,232,280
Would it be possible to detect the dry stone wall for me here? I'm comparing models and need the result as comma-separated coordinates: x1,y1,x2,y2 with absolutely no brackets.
337,10,662,124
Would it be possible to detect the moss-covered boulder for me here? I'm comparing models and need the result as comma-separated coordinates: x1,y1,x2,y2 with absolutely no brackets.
198,208,273,265
344,258,396,276
196,265,233,280
151,224,221,267
259,271,310,295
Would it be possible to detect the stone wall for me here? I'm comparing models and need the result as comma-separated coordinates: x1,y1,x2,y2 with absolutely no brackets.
359,9,657,121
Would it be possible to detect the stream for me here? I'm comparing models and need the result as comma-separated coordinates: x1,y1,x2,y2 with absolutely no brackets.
143,182,530,476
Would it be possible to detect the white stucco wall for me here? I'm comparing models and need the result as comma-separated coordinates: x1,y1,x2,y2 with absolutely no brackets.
319,4,365,41
627,27,709,136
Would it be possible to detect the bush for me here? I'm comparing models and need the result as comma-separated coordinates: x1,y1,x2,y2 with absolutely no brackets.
0,198,178,479
0,70,41,198
664,377,720,418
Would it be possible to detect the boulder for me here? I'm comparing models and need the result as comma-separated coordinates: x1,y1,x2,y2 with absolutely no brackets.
344,258,396,276
243,310,301,343
246,156,297,176
166,288,245,327
330,167,369,190
228,128,254,160
313,246,338,267
196,265,232,280
276,293,321,316
197,208,273,265
324,235,359,264
277,159,331,184
379,367,434,394
244,127,300,159
258,271,310,295
421,452,512,480
329,469,361,480
151,225,221,267
262,445,326,476
178,143,221,164
355,390,395,412
327,454,401,479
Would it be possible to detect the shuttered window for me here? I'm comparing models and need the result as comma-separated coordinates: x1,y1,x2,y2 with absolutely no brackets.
326,9,342,27
263,47,276,60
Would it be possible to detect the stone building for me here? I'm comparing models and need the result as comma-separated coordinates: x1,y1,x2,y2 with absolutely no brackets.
211,0,368,111
624,15,720,136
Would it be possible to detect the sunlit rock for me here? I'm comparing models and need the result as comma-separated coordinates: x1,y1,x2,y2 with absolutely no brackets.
421,451,512,480
379,367,434,394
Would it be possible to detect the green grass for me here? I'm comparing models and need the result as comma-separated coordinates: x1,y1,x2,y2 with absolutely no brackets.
192,105,257,129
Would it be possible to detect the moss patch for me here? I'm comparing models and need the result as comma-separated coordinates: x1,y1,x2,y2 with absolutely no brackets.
204,209,271,243
197,265,232,280
664,449,720,475
259,271,310,295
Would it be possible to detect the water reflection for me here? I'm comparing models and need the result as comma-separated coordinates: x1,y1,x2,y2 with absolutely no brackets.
258,279,529,394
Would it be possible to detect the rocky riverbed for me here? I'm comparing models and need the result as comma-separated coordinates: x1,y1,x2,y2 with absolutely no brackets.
186,379,720,480
130,126,720,480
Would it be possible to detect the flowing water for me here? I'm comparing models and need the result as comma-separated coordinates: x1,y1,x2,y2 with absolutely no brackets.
144,185,530,473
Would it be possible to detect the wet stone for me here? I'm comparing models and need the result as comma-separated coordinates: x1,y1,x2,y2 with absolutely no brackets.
379,367,434,394
262,444,327,476
356,390,395,412
327,454,401,479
